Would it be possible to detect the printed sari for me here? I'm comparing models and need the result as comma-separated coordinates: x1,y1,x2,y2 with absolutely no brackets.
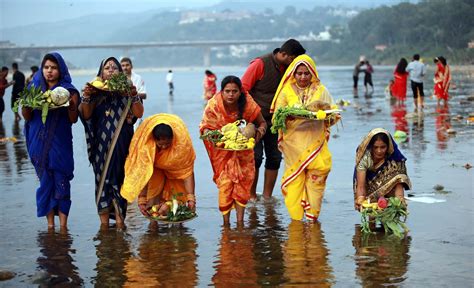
200,92,261,214
121,113,196,204
24,52,78,217
434,62,451,101
353,128,411,202
270,54,337,221
81,57,134,220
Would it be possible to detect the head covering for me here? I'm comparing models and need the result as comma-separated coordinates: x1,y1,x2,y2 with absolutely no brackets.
355,128,406,167
271,54,320,112
121,113,196,202
29,52,78,94
97,57,123,77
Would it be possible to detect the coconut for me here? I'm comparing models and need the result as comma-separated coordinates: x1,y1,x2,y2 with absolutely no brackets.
50,87,70,106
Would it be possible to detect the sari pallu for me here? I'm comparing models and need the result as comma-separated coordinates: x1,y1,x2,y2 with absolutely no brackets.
200,92,261,214
121,114,196,204
81,57,133,220
353,128,411,202
24,52,78,217
271,54,336,221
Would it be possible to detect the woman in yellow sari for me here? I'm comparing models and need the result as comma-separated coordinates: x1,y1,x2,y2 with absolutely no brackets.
120,114,196,224
271,55,339,221
200,75,266,226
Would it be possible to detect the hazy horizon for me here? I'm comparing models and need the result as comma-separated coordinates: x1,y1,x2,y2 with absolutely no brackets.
1,0,416,29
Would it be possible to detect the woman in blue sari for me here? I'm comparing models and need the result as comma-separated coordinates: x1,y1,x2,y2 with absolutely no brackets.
79,57,143,228
22,52,80,228
353,128,411,210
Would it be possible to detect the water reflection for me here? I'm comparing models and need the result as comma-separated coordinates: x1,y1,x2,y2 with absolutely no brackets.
0,121,12,178
391,101,409,140
12,120,29,176
212,226,258,286
248,201,286,286
352,225,411,286
124,226,198,287
36,228,83,286
93,228,131,286
283,221,334,287
435,106,451,150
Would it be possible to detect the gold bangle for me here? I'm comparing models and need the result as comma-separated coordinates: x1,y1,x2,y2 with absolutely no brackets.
138,196,147,205
186,194,196,202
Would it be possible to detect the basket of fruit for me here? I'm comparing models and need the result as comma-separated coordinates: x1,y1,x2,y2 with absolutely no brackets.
147,198,197,224
200,120,255,151
359,197,409,238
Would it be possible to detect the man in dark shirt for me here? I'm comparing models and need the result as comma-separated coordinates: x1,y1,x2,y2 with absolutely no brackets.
241,39,306,201
11,62,25,121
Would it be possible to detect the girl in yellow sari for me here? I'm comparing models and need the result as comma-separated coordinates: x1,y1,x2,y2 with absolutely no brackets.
271,55,339,221
120,114,196,224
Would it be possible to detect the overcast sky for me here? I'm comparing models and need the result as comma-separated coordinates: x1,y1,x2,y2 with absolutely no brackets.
0,0,220,28
0,0,415,29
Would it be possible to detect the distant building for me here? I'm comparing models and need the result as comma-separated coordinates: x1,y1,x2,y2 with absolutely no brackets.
468,40,474,49
375,44,388,51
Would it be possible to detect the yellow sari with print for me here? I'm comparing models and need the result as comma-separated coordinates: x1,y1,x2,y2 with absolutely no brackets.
271,55,338,221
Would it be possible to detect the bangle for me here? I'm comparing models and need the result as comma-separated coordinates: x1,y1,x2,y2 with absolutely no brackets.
131,96,140,104
81,97,92,104
138,196,147,205
356,195,366,205
186,194,196,203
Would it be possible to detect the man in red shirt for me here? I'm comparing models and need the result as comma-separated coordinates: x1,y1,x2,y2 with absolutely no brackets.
241,39,306,201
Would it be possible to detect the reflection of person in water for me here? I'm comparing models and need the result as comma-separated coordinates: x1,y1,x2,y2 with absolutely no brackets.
124,227,198,286
12,119,29,174
0,122,12,177
352,225,411,286
36,229,83,286
247,202,286,286
93,228,130,286
435,106,451,150
390,101,409,140
283,221,334,286
212,227,258,286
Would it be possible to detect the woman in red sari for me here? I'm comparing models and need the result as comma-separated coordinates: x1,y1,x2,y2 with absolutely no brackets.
200,75,266,226
433,56,451,107
390,58,409,103
203,70,217,101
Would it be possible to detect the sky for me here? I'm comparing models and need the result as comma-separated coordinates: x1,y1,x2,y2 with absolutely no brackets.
0,0,220,28
0,0,416,29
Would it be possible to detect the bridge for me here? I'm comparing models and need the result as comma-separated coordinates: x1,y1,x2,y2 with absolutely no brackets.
0,39,327,66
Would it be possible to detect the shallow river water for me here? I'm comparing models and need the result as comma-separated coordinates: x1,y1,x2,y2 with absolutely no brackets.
0,65,473,287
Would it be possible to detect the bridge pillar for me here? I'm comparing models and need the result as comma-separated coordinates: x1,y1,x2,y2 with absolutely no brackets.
203,46,211,67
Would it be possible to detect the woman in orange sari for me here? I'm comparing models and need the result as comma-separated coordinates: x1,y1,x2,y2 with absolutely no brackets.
120,114,196,225
200,75,266,226
390,58,409,103
433,56,451,107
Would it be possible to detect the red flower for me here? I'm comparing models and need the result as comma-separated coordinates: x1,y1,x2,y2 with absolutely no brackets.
378,197,388,209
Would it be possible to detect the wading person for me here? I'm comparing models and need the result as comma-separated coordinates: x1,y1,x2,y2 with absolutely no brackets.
353,128,411,211
11,62,25,121
120,113,197,228
406,54,426,111
79,57,144,228
241,39,306,201
270,55,340,221
203,69,217,101
390,58,409,104
22,52,80,228
200,76,266,226
433,56,451,108
0,66,12,122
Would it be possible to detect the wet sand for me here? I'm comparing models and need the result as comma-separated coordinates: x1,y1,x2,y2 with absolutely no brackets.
0,66,472,286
